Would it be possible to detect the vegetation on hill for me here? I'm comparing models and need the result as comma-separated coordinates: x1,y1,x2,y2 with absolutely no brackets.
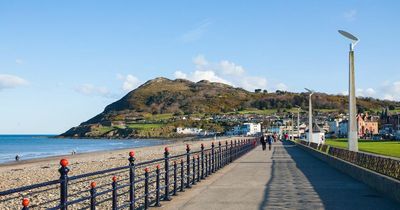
60,77,400,138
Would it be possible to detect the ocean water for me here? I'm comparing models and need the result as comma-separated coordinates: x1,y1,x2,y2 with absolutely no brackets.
0,135,168,164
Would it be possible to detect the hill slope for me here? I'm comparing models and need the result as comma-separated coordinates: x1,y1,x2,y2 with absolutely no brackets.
60,77,400,138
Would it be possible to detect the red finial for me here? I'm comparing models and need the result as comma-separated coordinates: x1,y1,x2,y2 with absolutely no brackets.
164,147,169,152
201,143,204,147
90,182,96,188
112,176,117,182
60,159,69,167
174,160,177,164
156,164,160,169
144,167,149,173
180,159,184,163
186,144,190,149
22,198,29,207
212,142,215,146
129,151,135,157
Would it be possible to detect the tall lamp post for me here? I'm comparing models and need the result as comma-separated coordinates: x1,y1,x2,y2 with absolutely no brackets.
295,105,301,139
305,88,314,143
339,30,359,152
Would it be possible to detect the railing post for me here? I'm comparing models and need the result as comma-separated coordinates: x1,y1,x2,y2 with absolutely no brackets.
225,141,228,166
144,168,149,210
22,198,29,210
128,151,135,210
112,176,117,210
59,159,69,210
164,147,171,201
201,144,205,179
192,155,196,185
186,144,191,188
180,159,185,192
211,142,215,173
234,140,238,160
218,142,222,169
205,152,209,177
155,165,161,207
173,161,177,196
197,155,200,182
90,182,97,210
230,140,233,163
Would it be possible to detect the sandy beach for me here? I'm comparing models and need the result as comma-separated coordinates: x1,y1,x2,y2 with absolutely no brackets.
0,136,251,209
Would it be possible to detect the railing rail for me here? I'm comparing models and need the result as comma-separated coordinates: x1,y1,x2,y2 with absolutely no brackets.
0,138,259,209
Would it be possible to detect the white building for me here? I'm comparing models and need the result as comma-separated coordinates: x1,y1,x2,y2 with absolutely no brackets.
231,123,261,136
176,127,203,135
305,123,325,144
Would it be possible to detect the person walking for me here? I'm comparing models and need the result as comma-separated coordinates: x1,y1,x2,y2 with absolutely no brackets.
267,135,273,151
260,134,267,151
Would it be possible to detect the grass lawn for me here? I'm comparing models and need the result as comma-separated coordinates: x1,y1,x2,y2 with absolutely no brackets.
325,138,400,158
143,113,174,121
127,123,164,130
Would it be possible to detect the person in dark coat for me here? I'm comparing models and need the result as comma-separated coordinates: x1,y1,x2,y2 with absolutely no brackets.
260,135,267,151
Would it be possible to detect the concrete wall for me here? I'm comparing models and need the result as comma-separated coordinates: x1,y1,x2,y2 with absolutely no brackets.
294,142,400,203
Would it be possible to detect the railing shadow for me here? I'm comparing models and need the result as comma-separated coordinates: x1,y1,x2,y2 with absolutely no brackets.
258,141,399,210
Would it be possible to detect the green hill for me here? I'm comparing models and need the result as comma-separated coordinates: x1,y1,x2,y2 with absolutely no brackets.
60,77,400,138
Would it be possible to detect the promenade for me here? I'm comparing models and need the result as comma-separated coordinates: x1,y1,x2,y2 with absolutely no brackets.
160,141,399,210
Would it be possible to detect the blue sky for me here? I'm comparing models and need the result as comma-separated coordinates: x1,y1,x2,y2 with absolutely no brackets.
1,1,400,134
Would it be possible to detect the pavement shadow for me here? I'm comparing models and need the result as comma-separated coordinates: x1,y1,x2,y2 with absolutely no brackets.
258,141,399,210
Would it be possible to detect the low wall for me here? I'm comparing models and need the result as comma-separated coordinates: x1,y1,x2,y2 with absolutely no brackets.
294,141,400,203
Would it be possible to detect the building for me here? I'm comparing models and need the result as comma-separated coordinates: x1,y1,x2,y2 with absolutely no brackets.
176,127,203,135
231,123,261,136
305,123,325,144
356,113,379,138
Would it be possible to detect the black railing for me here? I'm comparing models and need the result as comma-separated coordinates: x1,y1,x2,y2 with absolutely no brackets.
0,138,258,209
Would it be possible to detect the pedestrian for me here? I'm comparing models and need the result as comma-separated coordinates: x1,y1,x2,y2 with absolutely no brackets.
15,155,20,161
267,135,273,151
260,134,267,151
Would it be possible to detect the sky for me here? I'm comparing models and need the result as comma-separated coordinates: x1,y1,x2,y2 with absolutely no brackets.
1,1,400,134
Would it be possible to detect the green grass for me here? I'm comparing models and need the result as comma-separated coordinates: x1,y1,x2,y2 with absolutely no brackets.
127,123,164,130
143,113,174,121
325,139,400,158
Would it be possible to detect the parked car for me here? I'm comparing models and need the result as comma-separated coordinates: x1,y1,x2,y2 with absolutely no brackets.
372,134,382,140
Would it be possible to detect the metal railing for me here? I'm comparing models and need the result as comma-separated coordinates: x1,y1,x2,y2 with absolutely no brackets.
0,138,258,209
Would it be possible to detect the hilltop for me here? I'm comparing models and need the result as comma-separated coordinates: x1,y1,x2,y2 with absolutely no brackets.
60,77,400,138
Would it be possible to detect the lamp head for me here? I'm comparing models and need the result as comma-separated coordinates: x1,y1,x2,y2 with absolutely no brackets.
338,30,359,50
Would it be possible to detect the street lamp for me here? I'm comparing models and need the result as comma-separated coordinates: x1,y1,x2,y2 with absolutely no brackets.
339,30,359,152
305,88,314,143
295,105,301,139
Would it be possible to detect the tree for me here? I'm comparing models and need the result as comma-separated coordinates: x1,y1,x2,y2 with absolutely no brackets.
255,89,262,93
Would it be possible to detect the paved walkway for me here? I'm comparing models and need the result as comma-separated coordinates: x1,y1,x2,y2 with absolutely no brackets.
160,141,399,210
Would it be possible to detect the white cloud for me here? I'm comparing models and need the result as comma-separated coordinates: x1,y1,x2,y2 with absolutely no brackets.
74,84,110,97
219,60,245,76
173,54,278,92
117,74,140,92
0,74,28,90
275,83,288,91
344,9,357,21
174,71,188,79
380,81,400,101
191,70,231,84
193,55,208,68
181,19,212,43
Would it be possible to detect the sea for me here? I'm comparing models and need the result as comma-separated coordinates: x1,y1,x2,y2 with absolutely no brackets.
0,135,168,164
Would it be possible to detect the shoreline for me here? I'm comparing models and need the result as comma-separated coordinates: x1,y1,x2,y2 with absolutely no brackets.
0,136,244,191
0,136,224,167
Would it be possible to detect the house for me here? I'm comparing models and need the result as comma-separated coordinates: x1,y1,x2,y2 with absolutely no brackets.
176,127,202,135
338,120,349,137
231,123,261,136
356,113,379,138
305,123,325,144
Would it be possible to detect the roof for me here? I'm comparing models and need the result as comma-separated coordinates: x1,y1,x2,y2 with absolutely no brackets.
305,122,325,133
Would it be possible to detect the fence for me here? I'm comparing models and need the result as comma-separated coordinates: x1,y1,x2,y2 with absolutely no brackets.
296,140,400,181
0,138,258,209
